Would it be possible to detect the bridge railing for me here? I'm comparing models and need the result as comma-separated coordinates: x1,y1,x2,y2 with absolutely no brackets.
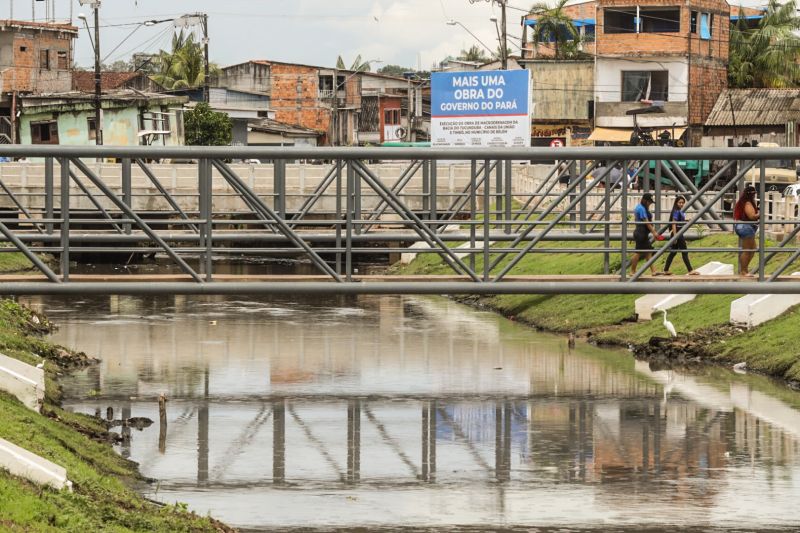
0,145,797,293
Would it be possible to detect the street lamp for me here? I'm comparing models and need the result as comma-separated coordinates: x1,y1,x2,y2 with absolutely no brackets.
446,19,495,59
78,1,102,145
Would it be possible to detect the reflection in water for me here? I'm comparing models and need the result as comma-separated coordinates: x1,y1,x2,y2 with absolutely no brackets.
23,294,800,531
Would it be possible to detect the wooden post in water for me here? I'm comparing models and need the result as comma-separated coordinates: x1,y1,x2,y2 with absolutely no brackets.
158,393,168,454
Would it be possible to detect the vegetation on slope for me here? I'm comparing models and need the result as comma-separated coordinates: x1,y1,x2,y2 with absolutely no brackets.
0,300,230,532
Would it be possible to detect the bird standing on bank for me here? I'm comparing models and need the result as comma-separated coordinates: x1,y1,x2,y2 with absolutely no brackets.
658,308,677,338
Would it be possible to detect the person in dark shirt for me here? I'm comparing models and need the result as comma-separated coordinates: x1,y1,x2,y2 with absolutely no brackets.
662,195,697,275
630,193,665,276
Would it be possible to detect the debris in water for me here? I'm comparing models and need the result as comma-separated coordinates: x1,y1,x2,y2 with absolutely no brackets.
494,367,502,370
733,362,747,374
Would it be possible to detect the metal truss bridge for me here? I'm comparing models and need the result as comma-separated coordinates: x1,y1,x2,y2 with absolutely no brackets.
0,145,799,295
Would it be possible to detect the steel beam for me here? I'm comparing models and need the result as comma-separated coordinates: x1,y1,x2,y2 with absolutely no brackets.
1,281,798,295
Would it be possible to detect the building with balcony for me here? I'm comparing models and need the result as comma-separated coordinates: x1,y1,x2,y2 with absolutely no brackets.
522,0,731,146
215,60,423,146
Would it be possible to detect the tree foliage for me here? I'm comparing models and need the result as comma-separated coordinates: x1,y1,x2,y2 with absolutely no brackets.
152,30,220,90
729,0,800,88
184,103,232,146
377,64,413,77
336,54,372,72
458,45,489,62
529,0,585,59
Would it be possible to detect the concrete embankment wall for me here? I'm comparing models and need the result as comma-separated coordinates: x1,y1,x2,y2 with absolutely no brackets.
0,162,554,213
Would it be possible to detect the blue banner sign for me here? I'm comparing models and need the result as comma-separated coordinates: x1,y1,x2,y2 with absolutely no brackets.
431,69,531,148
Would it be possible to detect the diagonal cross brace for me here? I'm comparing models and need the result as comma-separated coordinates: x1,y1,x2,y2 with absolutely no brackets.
213,160,342,281
494,163,616,282
351,160,480,281
288,163,338,228
135,159,199,233
70,158,203,282
68,170,125,234
489,160,604,273
361,160,423,233
0,178,45,235
0,219,60,282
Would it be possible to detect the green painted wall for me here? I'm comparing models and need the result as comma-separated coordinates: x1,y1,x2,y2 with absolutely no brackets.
19,104,178,146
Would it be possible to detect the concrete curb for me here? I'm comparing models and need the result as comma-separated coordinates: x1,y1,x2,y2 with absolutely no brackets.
635,261,734,320
0,352,44,412
0,437,72,491
730,272,800,328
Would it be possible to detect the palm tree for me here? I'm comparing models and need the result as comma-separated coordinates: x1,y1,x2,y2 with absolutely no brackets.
152,30,220,90
458,45,488,62
335,54,372,72
729,0,800,88
529,0,581,59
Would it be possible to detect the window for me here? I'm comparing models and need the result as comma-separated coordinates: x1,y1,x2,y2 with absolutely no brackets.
604,8,680,33
19,46,27,52
57,51,68,70
604,9,636,33
384,109,400,125
30,121,58,144
87,117,96,140
700,13,711,39
622,71,669,102
690,11,698,33
640,9,680,32
39,49,50,70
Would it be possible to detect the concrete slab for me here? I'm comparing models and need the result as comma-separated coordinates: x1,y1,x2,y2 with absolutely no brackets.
0,437,71,491
635,261,734,320
730,272,800,328
398,225,462,265
0,352,44,412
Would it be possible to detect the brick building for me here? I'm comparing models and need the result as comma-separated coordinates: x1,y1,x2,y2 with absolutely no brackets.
0,20,77,143
523,0,731,145
215,60,420,146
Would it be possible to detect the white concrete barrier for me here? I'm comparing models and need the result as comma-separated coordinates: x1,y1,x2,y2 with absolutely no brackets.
0,437,71,491
730,272,800,328
398,225,462,265
0,352,44,412
635,261,734,321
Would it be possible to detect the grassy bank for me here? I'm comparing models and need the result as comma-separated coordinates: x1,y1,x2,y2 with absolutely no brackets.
394,233,800,383
0,300,230,532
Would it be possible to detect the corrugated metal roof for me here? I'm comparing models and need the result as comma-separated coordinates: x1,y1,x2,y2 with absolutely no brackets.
706,88,800,127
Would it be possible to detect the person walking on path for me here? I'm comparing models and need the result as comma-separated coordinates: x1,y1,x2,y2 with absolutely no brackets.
663,195,698,275
630,193,665,276
733,184,760,277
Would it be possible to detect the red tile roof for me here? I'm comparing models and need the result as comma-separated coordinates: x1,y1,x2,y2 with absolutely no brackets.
72,71,142,92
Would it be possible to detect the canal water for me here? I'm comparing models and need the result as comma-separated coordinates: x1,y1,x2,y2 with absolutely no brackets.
21,289,800,531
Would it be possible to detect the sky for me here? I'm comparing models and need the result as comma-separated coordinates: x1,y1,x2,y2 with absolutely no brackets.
16,0,534,70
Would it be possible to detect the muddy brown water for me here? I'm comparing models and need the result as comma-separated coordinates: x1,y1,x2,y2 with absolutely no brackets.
19,263,800,531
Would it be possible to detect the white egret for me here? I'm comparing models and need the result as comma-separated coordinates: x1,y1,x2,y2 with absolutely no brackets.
658,308,677,338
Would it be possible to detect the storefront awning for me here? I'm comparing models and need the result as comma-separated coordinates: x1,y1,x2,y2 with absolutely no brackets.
587,127,634,142
588,127,687,143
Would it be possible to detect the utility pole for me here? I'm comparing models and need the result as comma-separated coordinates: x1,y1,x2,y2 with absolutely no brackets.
93,2,102,144
500,0,508,69
202,13,209,103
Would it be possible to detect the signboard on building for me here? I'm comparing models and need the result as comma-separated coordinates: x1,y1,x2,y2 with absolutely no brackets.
431,69,531,148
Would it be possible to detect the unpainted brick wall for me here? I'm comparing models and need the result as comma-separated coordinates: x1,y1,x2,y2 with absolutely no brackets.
269,63,330,134
4,29,73,93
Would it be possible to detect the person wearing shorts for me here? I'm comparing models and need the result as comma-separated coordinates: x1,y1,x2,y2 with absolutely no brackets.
630,193,665,276
733,185,759,276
